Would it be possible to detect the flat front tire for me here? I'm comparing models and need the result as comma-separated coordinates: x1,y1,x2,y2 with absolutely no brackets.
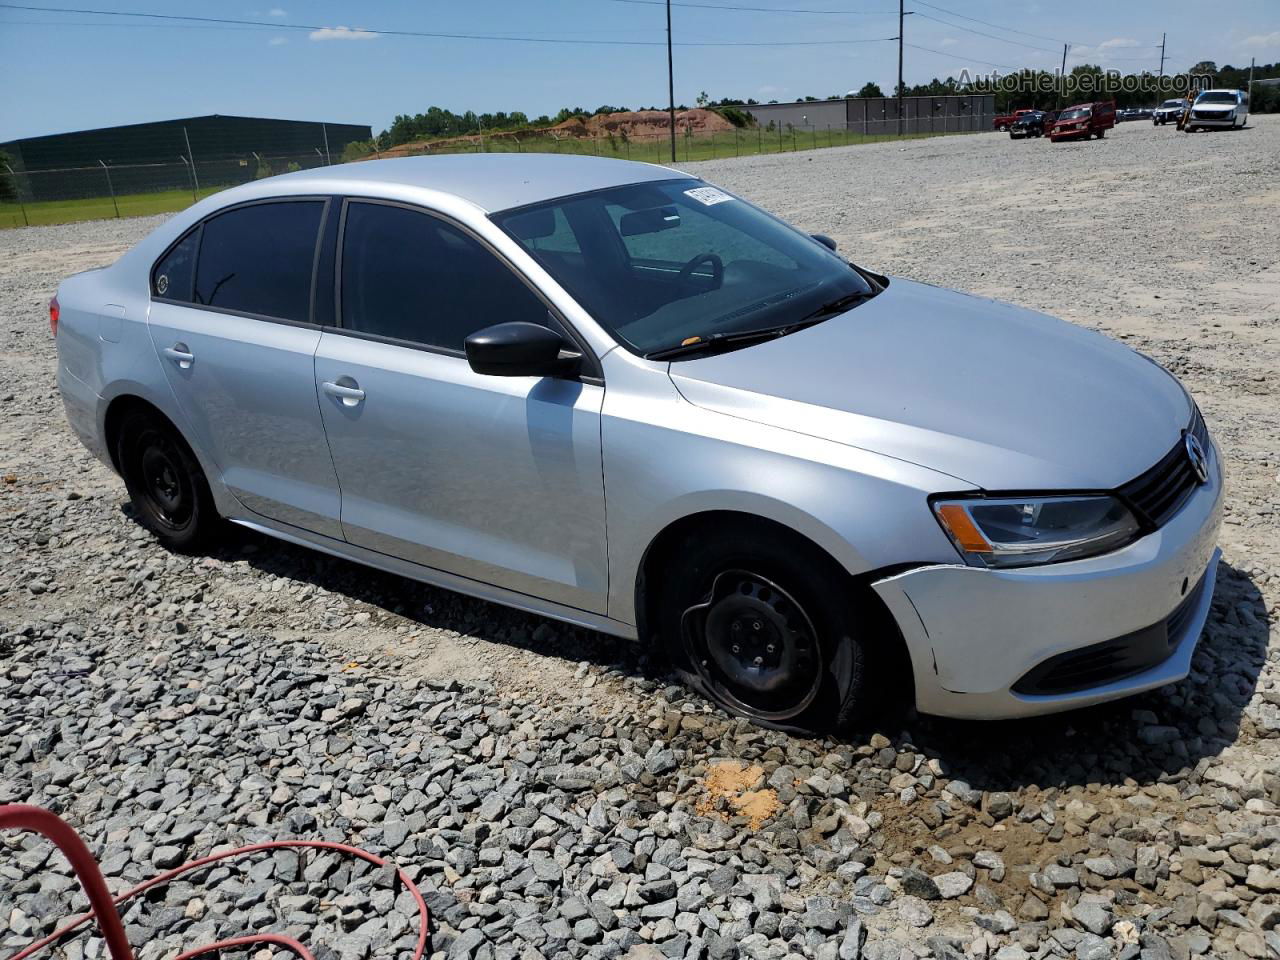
657,529,875,734
116,410,218,552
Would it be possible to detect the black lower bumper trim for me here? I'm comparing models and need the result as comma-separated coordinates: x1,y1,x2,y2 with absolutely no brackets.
1012,573,1208,696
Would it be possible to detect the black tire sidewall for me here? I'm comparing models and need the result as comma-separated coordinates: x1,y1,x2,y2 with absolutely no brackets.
657,530,866,734
117,411,216,552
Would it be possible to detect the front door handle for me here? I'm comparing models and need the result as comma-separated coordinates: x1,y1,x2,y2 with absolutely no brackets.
321,379,365,406
162,343,194,369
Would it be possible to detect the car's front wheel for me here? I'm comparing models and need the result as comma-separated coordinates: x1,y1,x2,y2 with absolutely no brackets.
116,409,219,552
657,527,875,734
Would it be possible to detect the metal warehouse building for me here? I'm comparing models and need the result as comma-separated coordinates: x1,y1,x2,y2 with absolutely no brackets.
2,114,372,203
744,95,996,135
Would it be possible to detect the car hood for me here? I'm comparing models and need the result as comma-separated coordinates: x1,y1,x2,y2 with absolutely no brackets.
668,278,1191,490
1194,103,1234,111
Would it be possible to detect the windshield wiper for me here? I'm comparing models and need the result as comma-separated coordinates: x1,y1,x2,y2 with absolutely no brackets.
797,290,875,322
646,291,874,361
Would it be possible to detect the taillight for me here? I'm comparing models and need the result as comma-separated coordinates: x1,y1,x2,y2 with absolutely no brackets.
49,295,60,337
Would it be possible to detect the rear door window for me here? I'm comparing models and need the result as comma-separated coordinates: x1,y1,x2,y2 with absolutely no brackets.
193,200,324,323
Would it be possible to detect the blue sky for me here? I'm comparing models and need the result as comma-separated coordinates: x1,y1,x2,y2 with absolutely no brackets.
2,0,1278,140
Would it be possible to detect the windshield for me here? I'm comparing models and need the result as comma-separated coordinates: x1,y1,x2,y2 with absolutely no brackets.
1161,99,1186,108
1197,91,1237,104
1058,108,1090,120
494,179,874,357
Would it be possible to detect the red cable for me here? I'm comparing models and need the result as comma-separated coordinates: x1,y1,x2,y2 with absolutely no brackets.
1,805,430,960
173,935,315,960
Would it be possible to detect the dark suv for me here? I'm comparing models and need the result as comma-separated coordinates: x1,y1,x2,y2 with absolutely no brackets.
1009,111,1048,139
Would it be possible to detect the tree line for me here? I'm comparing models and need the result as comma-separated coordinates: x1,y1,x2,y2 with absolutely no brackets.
342,60,1277,158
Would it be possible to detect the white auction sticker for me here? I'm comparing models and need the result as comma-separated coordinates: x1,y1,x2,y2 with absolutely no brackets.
684,186,733,206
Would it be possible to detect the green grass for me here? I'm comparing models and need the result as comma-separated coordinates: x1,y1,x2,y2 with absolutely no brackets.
0,186,225,230
410,126,968,164
1,126,974,230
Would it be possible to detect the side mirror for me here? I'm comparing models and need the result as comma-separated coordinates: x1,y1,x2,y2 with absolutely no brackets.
464,321,581,378
811,233,838,252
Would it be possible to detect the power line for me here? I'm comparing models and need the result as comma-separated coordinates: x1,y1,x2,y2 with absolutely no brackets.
904,41,1023,72
909,0,1089,48
910,11,1060,54
0,16,668,38
0,3,895,46
610,0,897,14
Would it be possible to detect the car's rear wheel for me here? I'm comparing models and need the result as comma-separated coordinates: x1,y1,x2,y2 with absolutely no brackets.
116,410,218,552
657,528,874,734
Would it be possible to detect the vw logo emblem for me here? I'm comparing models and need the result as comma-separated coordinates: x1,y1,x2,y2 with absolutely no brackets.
1184,433,1209,485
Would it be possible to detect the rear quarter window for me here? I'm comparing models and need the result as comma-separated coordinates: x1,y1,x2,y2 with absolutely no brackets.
151,228,199,302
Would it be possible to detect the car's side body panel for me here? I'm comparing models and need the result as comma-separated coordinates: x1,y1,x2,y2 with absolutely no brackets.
314,331,610,613
596,348,968,626
145,302,344,539
229,514,638,640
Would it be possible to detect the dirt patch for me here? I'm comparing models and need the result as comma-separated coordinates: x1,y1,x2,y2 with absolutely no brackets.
695,760,782,829
552,108,733,139
370,108,734,158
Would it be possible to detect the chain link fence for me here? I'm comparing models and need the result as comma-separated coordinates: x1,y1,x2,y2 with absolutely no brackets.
1,149,337,228
2,122,975,229
363,118,979,164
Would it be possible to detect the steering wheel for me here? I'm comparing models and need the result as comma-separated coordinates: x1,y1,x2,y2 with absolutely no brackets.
676,252,724,290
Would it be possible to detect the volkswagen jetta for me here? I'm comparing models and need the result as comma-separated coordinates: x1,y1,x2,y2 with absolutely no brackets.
53,154,1223,732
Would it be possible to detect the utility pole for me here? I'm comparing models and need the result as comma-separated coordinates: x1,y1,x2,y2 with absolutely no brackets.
1158,32,1166,80
1059,43,1069,108
1249,56,1255,105
666,0,676,162
896,0,904,136
182,126,200,197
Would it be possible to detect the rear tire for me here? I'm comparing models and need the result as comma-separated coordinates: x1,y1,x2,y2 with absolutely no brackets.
656,527,877,734
116,410,219,552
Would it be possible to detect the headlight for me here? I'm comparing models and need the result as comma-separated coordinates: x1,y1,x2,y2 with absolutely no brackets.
932,495,1140,569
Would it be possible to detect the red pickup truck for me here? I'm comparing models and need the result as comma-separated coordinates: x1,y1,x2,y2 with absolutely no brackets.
993,108,1035,131
1048,101,1117,141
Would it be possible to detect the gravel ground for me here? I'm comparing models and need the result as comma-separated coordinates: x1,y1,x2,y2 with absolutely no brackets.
2,118,1279,960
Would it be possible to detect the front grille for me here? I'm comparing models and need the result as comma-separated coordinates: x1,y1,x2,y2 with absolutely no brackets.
1116,408,1208,530
1013,573,1208,696
1192,110,1228,121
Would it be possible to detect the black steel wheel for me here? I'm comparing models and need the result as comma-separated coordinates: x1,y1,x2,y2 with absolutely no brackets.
116,409,218,551
656,523,885,734
682,570,824,723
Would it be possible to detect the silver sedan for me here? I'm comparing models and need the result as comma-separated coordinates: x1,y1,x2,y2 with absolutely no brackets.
53,154,1223,732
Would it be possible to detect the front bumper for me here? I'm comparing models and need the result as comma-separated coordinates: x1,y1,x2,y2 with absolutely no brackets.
872,441,1224,719
1189,114,1235,127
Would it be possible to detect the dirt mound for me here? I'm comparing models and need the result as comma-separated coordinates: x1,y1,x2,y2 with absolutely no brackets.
552,108,734,139
364,108,734,160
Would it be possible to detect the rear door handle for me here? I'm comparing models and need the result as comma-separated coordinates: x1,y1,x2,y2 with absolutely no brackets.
162,343,194,369
321,379,365,406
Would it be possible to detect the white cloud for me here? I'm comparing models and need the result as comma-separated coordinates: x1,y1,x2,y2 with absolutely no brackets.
309,25,377,41
269,36,288,45
1241,30,1280,49
938,37,957,48
268,7,286,15
1098,37,1142,51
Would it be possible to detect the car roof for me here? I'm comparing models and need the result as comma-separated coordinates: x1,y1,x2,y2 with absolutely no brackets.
261,153,688,213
